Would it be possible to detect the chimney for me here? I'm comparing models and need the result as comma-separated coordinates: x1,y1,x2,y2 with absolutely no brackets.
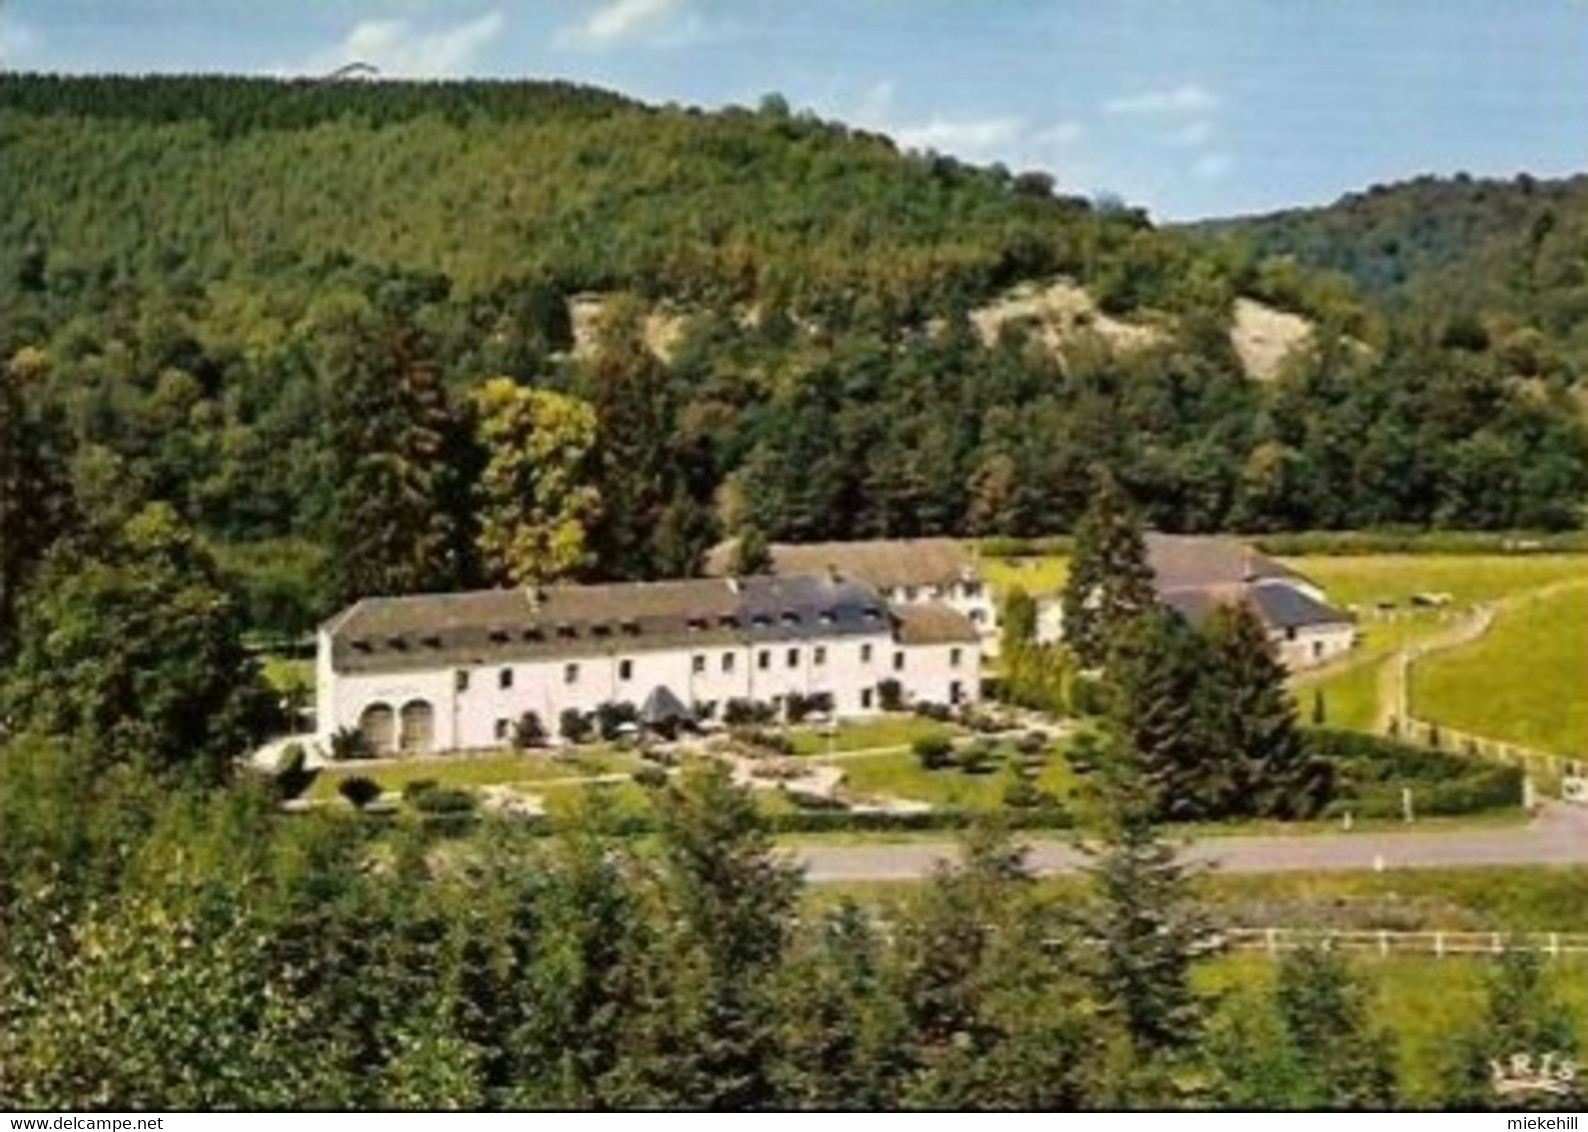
726,576,741,595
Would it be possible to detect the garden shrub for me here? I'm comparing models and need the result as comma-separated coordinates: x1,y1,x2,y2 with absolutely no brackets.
338,775,382,809
912,734,954,770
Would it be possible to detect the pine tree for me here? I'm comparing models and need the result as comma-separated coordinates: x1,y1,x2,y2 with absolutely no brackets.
1271,943,1398,1108
1200,602,1331,819
1106,606,1220,820
1060,469,1157,669
1076,733,1217,1106
323,312,471,606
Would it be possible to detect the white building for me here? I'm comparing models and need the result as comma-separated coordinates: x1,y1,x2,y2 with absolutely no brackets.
1033,534,1355,669
705,538,1001,653
316,573,981,756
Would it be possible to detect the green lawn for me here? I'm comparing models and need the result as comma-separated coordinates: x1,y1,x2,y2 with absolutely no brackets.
827,744,1083,810
1413,584,1588,757
981,554,1069,598
787,715,960,755
307,748,645,801
1282,553,1586,609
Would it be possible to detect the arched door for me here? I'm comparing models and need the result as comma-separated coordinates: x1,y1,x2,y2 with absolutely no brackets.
399,699,435,754
358,703,395,755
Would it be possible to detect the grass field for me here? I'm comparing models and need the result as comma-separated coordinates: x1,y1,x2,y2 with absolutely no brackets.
1413,584,1588,757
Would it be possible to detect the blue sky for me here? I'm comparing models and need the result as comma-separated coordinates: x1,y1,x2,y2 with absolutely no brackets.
3,0,1586,220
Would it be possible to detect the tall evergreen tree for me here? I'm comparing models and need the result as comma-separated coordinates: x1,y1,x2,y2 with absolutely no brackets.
322,312,471,607
582,299,683,580
1199,602,1332,819
1106,607,1221,820
1076,733,1216,1106
1060,469,1158,668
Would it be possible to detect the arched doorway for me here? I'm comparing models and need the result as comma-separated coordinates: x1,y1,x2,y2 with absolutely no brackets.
358,703,395,755
399,699,435,754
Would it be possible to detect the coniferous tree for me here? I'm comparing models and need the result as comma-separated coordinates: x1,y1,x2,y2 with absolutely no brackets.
1200,602,1332,819
322,311,470,608
1076,732,1216,1106
1060,470,1158,669
1106,606,1219,820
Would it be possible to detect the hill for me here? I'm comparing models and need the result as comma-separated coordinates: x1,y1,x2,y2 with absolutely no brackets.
0,75,1585,637
1189,173,1588,372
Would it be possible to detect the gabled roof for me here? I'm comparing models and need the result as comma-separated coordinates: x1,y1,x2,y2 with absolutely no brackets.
705,538,977,589
893,603,982,646
1161,580,1354,632
1145,533,1314,593
322,574,895,675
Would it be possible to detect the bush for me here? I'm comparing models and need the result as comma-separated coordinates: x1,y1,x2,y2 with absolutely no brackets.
401,778,439,802
511,711,547,749
724,698,776,726
912,701,953,722
785,691,833,724
559,708,593,744
731,726,794,755
632,765,669,790
410,784,478,836
594,701,638,741
328,726,372,761
956,739,998,775
1015,731,1047,757
338,775,382,809
912,734,955,770
273,743,318,802
1068,674,1108,718
1306,729,1524,817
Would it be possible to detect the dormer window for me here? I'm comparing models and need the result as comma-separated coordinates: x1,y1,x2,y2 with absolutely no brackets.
351,638,371,653
621,619,641,636
780,611,800,626
421,634,442,649
751,614,771,628
557,623,577,640
819,610,836,626
718,614,739,629
489,629,510,644
522,627,544,642
387,635,408,651
687,616,706,631
591,622,612,638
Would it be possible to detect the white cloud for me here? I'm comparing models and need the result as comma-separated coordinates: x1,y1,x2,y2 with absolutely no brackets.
557,0,702,48
1032,120,1085,147
1104,82,1220,117
894,115,1024,156
301,11,504,78
1191,152,1233,181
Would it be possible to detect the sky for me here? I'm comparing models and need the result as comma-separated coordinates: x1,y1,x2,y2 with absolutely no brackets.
2,0,1586,221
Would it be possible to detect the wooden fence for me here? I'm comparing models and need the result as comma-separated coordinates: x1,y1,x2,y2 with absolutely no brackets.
1224,927,1588,959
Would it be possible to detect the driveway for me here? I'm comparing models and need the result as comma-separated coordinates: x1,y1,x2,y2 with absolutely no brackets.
791,802,1588,882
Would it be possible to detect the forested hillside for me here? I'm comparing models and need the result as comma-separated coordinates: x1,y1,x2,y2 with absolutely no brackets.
2,75,1585,640
1191,173,1588,373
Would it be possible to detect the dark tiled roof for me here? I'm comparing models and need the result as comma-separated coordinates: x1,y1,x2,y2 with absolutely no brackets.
893,603,982,645
1145,533,1313,593
324,574,896,675
705,538,977,589
1161,580,1353,632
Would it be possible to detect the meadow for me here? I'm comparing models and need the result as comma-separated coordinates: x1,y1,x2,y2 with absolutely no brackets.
1413,584,1588,757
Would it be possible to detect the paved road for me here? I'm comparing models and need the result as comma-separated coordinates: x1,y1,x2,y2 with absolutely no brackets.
792,803,1588,883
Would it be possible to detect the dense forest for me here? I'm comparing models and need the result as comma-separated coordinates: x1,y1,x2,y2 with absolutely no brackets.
1,75,1585,643
1192,172,1588,372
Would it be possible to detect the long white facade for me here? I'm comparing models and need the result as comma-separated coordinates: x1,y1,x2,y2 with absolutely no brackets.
316,575,981,756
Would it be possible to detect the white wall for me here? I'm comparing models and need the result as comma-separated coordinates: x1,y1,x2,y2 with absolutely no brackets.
321,626,991,753
880,579,1000,654
1273,623,1356,670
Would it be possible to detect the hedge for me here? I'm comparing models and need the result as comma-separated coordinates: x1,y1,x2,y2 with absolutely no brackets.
1306,728,1524,817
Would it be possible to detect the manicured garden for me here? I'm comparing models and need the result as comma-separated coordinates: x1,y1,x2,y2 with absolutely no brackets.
305,747,646,801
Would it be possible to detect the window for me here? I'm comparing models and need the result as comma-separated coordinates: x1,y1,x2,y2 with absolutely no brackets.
498,667,514,690
949,681,963,705
893,651,906,672
494,718,510,741
902,585,918,601
860,688,874,710
564,662,579,685
814,645,827,666
1285,626,1298,642
619,658,634,681
860,643,873,663
455,669,470,692
949,647,962,668
963,582,983,598
692,654,706,675
758,649,771,671
722,651,736,673
969,609,986,625
787,647,800,669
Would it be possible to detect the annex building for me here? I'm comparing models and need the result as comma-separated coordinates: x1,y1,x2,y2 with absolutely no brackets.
316,573,981,756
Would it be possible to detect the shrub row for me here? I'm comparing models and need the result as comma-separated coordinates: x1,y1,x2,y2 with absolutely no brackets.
1305,728,1524,816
